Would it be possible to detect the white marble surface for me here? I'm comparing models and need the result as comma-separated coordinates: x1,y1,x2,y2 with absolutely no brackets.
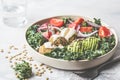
0,0,120,80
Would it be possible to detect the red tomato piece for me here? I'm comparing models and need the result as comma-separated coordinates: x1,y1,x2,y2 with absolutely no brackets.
74,18,84,25
68,18,84,30
42,31,52,40
50,18,64,27
99,26,110,38
68,23,78,29
80,27,93,32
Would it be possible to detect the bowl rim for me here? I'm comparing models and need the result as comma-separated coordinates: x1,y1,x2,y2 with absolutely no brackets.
25,15,119,62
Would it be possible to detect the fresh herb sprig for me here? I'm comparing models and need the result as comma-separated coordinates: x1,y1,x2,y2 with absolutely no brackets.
13,61,32,80
94,18,101,25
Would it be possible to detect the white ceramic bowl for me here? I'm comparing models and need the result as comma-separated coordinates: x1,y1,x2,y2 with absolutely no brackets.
25,15,119,70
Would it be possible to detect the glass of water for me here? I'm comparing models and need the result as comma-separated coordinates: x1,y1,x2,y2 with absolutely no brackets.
1,0,27,28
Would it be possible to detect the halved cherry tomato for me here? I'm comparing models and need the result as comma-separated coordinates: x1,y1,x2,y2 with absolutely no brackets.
68,23,78,29
68,18,84,30
99,26,110,38
50,18,64,27
80,27,93,32
74,18,84,25
42,31,52,40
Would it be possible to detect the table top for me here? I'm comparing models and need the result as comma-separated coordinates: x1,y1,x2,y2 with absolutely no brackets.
0,0,120,80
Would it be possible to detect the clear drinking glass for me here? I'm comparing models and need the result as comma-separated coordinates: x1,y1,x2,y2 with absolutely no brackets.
1,0,27,28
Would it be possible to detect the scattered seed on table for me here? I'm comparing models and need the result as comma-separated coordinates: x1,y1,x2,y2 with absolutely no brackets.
9,58,12,61
35,72,40,76
15,58,18,60
43,69,46,72
5,56,8,59
19,58,22,60
24,54,27,57
38,69,41,71
48,68,51,70
15,73,18,76
14,62,17,65
24,49,27,52
9,60,12,63
5,45,53,79
41,67,44,70
0,49,4,53
11,65,13,68
23,56,26,59
9,45,14,49
50,71,53,73
29,57,33,60
23,45,27,49
40,63,44,66
35,67,38,69
14,47,18,50
34,64,37,67
38,74,42,77
29,63,32,66
46,66,49,69
46,77,49,80
8,51,11,54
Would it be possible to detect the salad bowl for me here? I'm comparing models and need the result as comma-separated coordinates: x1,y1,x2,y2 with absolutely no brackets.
25,15,118,70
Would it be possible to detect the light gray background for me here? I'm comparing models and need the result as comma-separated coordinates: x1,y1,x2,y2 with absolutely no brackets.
0,0,120,80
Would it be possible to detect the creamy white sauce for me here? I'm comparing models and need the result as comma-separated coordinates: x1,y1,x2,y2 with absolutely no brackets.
44,42,63,49
50,34,60,42
60,28,76,40
44,42,56,48
58,45,64,48
60,28,68,37
65,28,76,40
